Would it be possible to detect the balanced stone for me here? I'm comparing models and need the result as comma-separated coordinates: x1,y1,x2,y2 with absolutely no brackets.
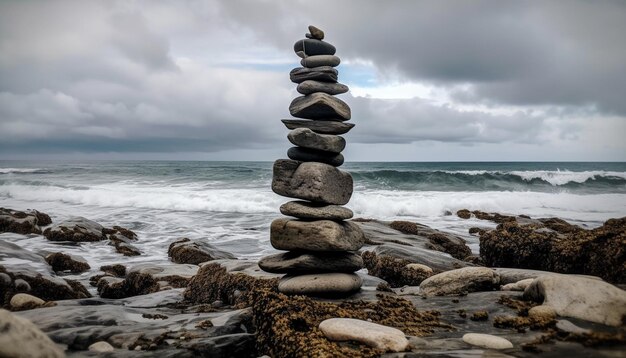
294,39,336,56
307,25,324,40
301,55,340,68
288,128,346,153
282,119,355,135
290,66,337,84
278,273,362,295
287,147,344,166
272,159,353,205
297,80,349,95
289,93,351,120
258,251,363,274
280,200,353,220
270,218,364,251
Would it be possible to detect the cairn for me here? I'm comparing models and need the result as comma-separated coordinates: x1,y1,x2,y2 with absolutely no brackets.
258,25,365,296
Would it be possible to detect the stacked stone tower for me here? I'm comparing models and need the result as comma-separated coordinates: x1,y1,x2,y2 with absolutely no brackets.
258,26,366,296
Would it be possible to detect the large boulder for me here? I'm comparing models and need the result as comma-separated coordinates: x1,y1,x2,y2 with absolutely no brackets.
270,218,365,252
272,160,353,205
0,208,51,235
0,309,65,358
168,238,235,265
44,217,105,242
419,267,500,296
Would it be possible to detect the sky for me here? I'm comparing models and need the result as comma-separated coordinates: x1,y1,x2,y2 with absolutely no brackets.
0,0,625,161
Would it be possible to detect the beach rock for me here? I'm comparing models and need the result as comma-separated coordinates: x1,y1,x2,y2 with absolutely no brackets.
528,305,557,321
297,80,349,95
293,38,336,56
289,93,351,120
462,333,513,350
278,273,362,295
9,293,45,311
97,263,197,299
271,218,364,251
319,318,409,352
272,160,353,205
362,252,432,287
389,220,472,260
104,226,140,256
88,341,114,352
44,217,105,242
0,309,65,358
523,274,626,326
555,319,592,335
280,200,353,220
406,263,434,275
100,264,126,277
420,267,500,296
0,208,51,235
282,119,355,135
501,278,534,291
307,25,324,40
287,147,344,166
301,55,340,67
457,209,471,219
168,237,236,265
45,252,90,273
259,251,363,274
287,128,346,153
290,66,337,83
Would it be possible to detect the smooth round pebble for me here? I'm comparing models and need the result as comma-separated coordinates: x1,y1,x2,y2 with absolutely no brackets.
89,341,115,352
462,333,513,350
10,293,44,310
319,318,409,352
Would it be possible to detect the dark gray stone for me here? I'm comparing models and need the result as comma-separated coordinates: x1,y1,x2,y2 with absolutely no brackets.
44,217,105,242
280,200,353,220
271,159,353,205
297,80,349,95
290,66,337,83
289,93,351,120
168,238,236,265
307,25,324,40
301,55,340,68
287,147,344,166
288,128,346,153
282,119,354,135
259,251,363,274
270,218,365,252
294,39,335,56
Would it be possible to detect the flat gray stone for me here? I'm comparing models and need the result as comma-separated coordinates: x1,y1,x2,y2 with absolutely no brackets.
278,273,362,295
258,251,363,274
272,159,353,205
270,218,365,251
293,39,336,56
290,66,337,84
288,128,346,153
420,267,500,296
301,55,340,68
287,147,344,166
290,93,351,120
307,25,324,40
320,318,409,352
280,200,353,220
282,119,354,135
297,80,349,95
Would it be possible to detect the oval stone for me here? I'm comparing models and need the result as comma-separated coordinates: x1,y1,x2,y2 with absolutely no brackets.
289,93,351,120
320,318,409,352
462,333,513,350
297,80,349,95
282,119,354,135
301,55,340,68
287,147,344,167
307,25,324,40
288,128,346,153
258,251,363,274
278,273,362,295
290,67,338,84
294,39,336,56
270,218,365,251
280,200,353,220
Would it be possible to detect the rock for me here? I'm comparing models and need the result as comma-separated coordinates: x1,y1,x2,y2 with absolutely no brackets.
319,318,409,352
272,160,353,205
290,66,337,83
501,278,534,291
0,309,65,358
307,25,324,40
406,263,434,275
282,119,355,135
278,273,362,295
287,147,344,166
389,221,471,260
362,252,432,288
287,128,346,153
88,341,114,352
456,209,471,219
270,218,364,251
420,267,500,296
258,251,363,274
100,264,126,277
45,252,90,273
301,55,340,67
168,238,236,265
523,274,626,326
528,305,557,321
289,93,351,120
104,225,141,256
555,319,592,335
279,200,353,220
293,38,336,56
462,333,513,350
10,293,45,311
44,217,105,242
297,80,349,95
0,208,51,235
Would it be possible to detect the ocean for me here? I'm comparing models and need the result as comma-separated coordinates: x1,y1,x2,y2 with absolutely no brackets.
1,160,625,287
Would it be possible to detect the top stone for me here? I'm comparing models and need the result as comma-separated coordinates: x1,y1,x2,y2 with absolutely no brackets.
307,25,324,40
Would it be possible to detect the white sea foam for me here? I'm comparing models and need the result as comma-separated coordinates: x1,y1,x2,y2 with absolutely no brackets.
440,169,626,186
0,168,44,174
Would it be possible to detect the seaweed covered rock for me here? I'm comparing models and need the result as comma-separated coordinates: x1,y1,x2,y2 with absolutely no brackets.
0,207,51,235
45,252,90,273
361,251,431,287
480,217,626,283
104,226,140,256
168,237,235,265
44,217,105,242
95,263,197,298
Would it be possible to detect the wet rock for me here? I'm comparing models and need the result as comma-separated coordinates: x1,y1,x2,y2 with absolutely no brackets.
389,220,471,260
289,93,351,120
301,54,340,67
270,218,364,251
88,341,114,352
105,226,141,256
287,146,344,166
462,333,513,350
0,309,65,358
168,238,236,265
280,200,353,220
290,66,338,83
406,263,434,275
272,160,353,205
293,38,336,56
456,209,471,219
282,119,355,135
362,252,431,287
44,217,105,242
319,318,409,352
259,251,363,274
297,80,349,95
279,273,362,295
523,274,626,326
501,278,534,291
420,267,500,296
287,128,346,153
100,264,126,277
0,207,51,234
45,252,90,273
10,293,45,311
